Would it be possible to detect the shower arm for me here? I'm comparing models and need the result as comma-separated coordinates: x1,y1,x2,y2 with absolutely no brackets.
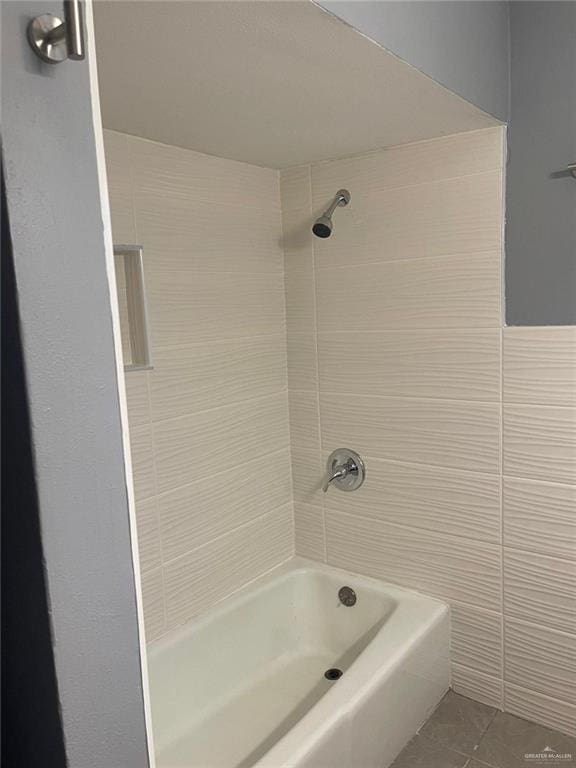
322,192,348,218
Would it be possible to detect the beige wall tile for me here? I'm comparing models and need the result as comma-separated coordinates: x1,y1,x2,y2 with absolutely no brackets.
326,511,501,610
281,206,314,274
287,136,508,690
285,269,316,336
451,664,503,709
129,423,156,502
291,447,324,506
450,603,503,678
504,548,576,635
503,404,576,484
140,567,165,642
149,335,287,421
287,332,318,392
280,165,311,211
153,392,289,495
103,128,130,173
321,394,500,474
289,390,320,452
164,505,292,628
504,327,576,407
135,498,162,575
280,132,575,734
148,270,285,349
103,129,136,242
503,477,576,560
111,129,576,737
294,503,325,561
106,131,292,643
135,190,283,276
279,162,319,571
109,208,137,246
311,128,504,207
318,329,501,401
129,134,279,210
312,171,502,270
325,458,500,543
158,449,292,561
505,619,576,703
124,372,150,427
316,252,501,332
106,128,576,738
505,684,576,738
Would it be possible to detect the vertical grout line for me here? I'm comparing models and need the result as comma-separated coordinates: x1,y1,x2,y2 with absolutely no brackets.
278,170,297,558
500,124,508,331
309,164,328,563
500,248,506,711
497,130,507,711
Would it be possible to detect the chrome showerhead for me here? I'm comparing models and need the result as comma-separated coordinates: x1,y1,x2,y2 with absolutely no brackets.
312,215,333,238
312,189,350,238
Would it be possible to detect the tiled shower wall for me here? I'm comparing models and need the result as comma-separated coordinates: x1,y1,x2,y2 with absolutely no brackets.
105,125,575,736
104,130,293,642
281,127,576,736
502,327,576,734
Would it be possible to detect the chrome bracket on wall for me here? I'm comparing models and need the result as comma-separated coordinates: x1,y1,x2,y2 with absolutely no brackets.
27,0,85,64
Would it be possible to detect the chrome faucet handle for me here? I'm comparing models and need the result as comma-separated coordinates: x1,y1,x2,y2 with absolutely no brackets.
322,449,366,493
322,465,349,493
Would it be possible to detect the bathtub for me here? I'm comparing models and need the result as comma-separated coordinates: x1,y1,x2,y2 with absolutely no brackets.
148,558,449,768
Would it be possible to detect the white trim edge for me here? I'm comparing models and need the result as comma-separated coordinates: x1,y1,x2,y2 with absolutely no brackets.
84,3,157,764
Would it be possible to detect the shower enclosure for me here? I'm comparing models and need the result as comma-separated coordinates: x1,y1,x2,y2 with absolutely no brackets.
6,0,573,766
94,3,507,764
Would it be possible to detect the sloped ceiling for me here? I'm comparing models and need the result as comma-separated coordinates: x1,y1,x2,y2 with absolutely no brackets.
95,0,500,168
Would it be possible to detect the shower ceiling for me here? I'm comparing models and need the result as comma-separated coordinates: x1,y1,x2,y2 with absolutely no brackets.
94,0,500,169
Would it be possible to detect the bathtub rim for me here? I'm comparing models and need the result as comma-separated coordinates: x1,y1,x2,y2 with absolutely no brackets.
249,560,450,767
146,556,448,659
147,556,450,767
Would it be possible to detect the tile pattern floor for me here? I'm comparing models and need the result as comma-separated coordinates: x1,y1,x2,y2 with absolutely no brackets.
391,691,576,768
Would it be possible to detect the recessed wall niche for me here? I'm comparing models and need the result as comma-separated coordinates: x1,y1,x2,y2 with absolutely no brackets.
113,244,153,370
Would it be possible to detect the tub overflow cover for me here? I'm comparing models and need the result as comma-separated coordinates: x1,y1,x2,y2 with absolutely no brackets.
338,586,357,606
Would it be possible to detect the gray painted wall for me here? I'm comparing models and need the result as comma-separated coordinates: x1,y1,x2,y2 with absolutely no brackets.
319,1,510,120
1,2,150,765
505,2,576,326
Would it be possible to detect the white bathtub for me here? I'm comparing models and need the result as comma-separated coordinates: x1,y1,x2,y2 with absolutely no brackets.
148,558,449,768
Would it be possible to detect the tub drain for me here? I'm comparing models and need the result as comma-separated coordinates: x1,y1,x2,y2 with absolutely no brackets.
324,668,343,681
